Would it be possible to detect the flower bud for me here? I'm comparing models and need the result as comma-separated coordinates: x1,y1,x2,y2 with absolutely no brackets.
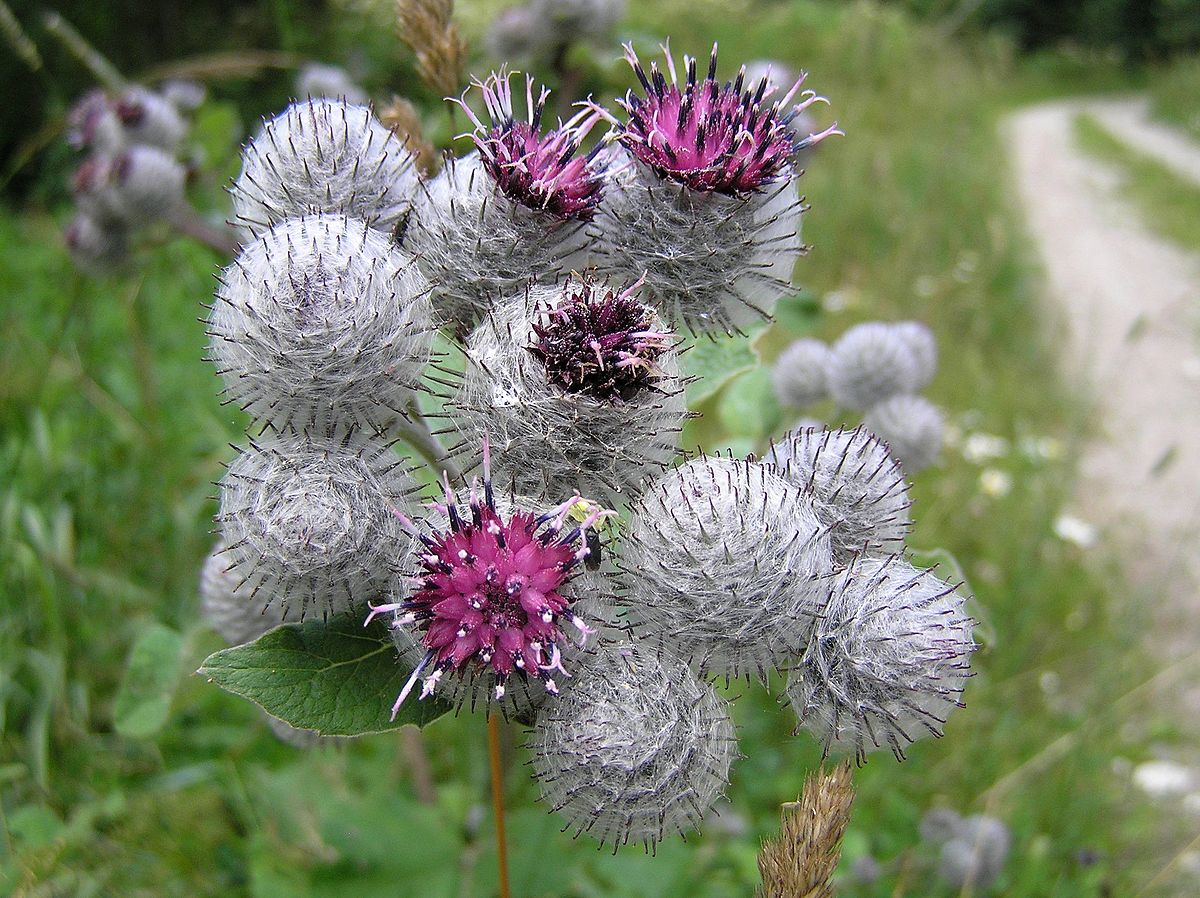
208,214,435,432
199,541,295,645
826,322,920,410
618,456,833,677
766,425,911,563
772,337,831,408
786,555,976,761
64,212,128,273
451,275,686,507
937,816,1010,890
919,806,963,846
231,98,418,238
66,90,124,154
864,395,944,474
109,145,186,222
216,430,418,620
160,79,206,112
113,87,188,152
891,320,937,390
530,640,736,850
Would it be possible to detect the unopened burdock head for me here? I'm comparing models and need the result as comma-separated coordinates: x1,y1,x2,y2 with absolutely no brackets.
231,98,417,237
772,337,831,408
864,394,944,474
826,321,921,410
530,640,736,849
786,555,976,761
618,456,833,677
208,214,434,432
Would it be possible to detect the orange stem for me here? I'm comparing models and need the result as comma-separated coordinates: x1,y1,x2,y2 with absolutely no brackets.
487,714,512,898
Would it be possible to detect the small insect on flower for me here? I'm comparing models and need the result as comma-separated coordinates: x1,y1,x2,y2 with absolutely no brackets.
454,69,608,220
607,41,840,195
374,441,614,717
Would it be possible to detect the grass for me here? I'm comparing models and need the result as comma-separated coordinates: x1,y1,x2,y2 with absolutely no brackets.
0,1,1192,896
1073,112,1200,252
1147,55,1200,141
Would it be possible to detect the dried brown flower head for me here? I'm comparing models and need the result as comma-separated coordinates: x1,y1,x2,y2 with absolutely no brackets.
757,762,855,898
395,0,465,98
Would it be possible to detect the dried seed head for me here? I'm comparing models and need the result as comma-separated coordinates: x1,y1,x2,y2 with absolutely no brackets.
591,154,804,334
452,277,686,507
455,71,607,220
864,395,944,474
231,98,418,237
610,42,838,195
295,63,369,104
530,640,737,850
772,337,831,408
379,96,437,176
766,425,911,563
617,456,833,678
64,212,128,272
785,555,976,762
216,430,418,620
402,151,591,331
380,450,614,717
208,214,434,432
891,320,937,390
395,0,465,99
112,87,188,152
826,321,921,410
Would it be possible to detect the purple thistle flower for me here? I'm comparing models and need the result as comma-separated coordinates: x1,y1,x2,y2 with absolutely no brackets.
374,442,611,717
606,41,840,195
454,70,607,220
528,274,672,402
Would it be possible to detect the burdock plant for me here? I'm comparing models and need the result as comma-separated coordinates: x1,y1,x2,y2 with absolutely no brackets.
193,18,978,897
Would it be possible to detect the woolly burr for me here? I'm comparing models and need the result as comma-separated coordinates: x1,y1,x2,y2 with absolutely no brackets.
864,394,945,474
826,321,921,410
772,337,831,408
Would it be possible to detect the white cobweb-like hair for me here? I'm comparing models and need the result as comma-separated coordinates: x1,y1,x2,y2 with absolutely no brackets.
785,555,976,762
207,214,435,433
591,154,805,335
766,425,911,563
616,456,833,678
449,282,687,508
529,640,737,851
231,98,418,238
216,429,418,620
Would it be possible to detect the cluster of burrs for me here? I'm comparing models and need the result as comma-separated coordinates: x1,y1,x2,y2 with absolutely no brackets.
195,40,974,851
773,320,946,472
63,81,204,271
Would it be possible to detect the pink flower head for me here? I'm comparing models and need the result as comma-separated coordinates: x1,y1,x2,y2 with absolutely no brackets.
374,442,611,716
529,274,673,402
606,41,841,195
454,70,607,220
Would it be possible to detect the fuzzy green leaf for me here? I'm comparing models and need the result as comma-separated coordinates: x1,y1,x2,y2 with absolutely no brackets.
114,623,185,739
680,328,764,406
197,613,449,736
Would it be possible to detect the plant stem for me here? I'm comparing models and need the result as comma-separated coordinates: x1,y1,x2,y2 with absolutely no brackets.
167,203,240,257
41,11,126,91
401,726,437,805
487,714,511,898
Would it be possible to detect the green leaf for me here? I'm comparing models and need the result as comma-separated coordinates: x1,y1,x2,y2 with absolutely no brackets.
197,613,450,736
113,623,184,739
716,366,784,445
680,328,764,406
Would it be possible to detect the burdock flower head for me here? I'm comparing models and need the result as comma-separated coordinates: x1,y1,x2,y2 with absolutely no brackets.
457,70,607,220
452,273,686,508
612,42,838,195
376,442,613,716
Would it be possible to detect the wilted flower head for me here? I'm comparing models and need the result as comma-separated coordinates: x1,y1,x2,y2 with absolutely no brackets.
217,430,418,620
767,425,911,563
530,640,736,850
864,394,945,474
452,277,686,506
456,71,607,220
786,555,976,761
231,98,418,237
610,42,838,195
377,443,613,716
208,214,435,432
618,455,833,678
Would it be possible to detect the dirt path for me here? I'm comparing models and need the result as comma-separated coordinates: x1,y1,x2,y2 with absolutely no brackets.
1005,100,1200,637
1084,95,1200,186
